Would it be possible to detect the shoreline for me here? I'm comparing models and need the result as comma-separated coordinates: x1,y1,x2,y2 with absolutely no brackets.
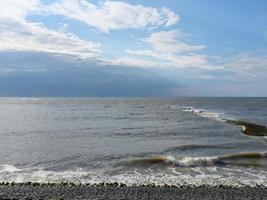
0,182,266,200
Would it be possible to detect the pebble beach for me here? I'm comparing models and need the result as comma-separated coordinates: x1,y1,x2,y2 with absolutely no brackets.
0,183,266,200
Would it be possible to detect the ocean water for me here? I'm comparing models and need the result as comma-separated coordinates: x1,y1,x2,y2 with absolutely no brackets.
0,97,266,187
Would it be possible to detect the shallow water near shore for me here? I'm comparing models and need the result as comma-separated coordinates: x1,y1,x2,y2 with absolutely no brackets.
0,97,266,187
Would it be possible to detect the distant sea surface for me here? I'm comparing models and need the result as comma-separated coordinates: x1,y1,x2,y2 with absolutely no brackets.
0,97,266,187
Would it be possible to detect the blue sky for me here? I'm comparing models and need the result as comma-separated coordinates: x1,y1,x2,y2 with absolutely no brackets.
0,0,267,96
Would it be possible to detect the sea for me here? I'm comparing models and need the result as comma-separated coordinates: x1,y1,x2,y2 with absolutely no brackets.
0,97,266,187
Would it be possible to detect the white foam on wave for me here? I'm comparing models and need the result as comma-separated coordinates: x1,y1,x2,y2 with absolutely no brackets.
0,165,90,183
154,155,220,168
0,164,21,173
172,105,226,122
0,164,266,187
170,156,219,167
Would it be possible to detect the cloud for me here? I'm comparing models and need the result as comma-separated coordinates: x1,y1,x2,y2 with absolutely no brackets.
44,0,179,32
141,30,206,53
0,0,204,70
0,0,41,19
219,53,267,80
101,56,166,68
126,49,208,69
0,0,180,61
0,0,102,59
0,1,212,71
0,18,102,59
124,30,209,69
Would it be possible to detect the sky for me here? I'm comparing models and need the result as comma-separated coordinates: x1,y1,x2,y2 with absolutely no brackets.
0,0,267,97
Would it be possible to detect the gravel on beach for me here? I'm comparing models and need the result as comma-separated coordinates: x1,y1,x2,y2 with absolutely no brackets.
0,183,266,200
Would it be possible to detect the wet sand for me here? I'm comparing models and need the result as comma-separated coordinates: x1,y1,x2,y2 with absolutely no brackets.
0,183,266,200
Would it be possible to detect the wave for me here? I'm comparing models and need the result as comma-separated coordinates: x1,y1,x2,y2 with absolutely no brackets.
1,151,266,187
0,164,22,173
171,105,267,137
1,162,267,187
126,151,267,168
0,165,89,183
220,151,267,160
127,156,220,167
170,105,225,122
165,144,234,152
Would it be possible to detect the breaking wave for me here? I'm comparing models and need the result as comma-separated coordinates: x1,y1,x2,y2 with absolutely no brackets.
165,105,225,122
128,156,219,167
169,105,267,137
1,161,267,187
127,151,267,168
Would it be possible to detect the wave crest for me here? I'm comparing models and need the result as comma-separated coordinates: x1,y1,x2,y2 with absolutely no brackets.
127,151,267,168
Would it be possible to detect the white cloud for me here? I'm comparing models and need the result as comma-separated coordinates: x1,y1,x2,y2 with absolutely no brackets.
0,0,181,61
124,30,209,69
0,0,209,70
0,0,102,59
0,19,102,59
141,30,206,53
126,49,172,61
44,0,179,32
102,57,165,68
0,0,41,19
126,49,208,68
0,1,212,71
219,53,267,79
58,22,69,32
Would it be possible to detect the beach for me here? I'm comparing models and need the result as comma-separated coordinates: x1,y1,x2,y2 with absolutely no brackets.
0,183,266,200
